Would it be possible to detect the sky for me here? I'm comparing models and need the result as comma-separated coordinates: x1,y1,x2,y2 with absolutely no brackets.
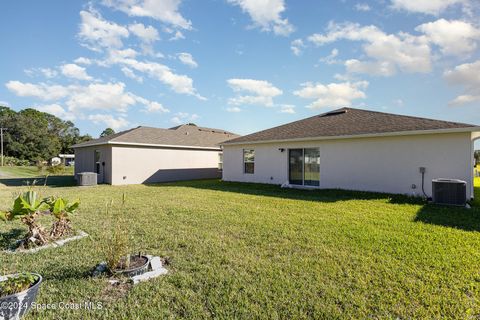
0,0,479,148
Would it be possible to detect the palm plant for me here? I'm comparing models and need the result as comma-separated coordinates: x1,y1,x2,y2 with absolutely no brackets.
0,190,49,247
43,196,79,239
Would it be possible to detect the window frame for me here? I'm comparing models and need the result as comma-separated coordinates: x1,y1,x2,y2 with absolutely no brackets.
94,150,101,174
243,149,255,174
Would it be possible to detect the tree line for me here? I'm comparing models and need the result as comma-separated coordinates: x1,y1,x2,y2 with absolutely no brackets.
0,106,92,162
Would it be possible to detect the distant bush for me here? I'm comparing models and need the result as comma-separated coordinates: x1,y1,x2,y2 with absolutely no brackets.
3,156,30,166
46,164,66,175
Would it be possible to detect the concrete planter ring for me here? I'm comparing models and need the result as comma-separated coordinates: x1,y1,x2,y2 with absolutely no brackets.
0,273,42,320
112,255,150,278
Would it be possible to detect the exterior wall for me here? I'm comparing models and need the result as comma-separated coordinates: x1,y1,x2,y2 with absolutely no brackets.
110,145,222,185
74,145,112,184
223,132,475,199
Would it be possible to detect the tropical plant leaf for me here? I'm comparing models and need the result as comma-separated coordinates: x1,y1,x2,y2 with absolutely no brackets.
0,211,8,221
53,198,66,215
66,200,80,213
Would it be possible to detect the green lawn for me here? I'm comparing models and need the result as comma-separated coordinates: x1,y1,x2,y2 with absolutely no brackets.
1,178,480,319
0,166,44,178
0,166,75,187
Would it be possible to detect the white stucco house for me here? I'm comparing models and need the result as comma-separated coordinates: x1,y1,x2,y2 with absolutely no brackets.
72,124,238,185
221,108,480,199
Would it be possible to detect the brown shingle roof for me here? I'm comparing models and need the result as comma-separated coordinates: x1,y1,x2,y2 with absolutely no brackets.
223,108,478,145
73,124,239,149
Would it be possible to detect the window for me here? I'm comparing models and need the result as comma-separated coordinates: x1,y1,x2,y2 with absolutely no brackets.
218,153,223,170
94,150,101,174
243,149,255,174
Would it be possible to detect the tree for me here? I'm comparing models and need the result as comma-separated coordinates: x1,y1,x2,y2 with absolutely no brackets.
100,128,116,138
475,150,480,164
0,106,91,161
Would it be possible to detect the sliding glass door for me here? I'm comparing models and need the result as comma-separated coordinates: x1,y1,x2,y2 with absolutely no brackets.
289,149,303,185
304,148,320,186
288,148,320,186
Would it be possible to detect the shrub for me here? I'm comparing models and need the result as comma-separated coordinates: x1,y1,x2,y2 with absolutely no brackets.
3,156,30,166
46,164,66,175
98,195,132,272
0,273,38,297
0,190,50,248
43,196,80,239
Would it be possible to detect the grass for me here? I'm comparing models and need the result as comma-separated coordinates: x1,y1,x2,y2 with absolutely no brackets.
0,166,75,187
0,178,479,319
0,166,44,178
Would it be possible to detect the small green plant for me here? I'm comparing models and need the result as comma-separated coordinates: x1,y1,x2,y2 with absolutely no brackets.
44,196,80,239
99,194,131,272
0,190,49,248
0,273,38,297
46,164,66,175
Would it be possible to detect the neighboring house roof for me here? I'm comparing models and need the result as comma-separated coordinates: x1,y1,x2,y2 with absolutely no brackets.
223,107,479,145
72,124,239,149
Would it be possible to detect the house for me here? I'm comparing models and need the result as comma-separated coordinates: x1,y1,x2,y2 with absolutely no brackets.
221,108,480,199
72,124,238,185
58,154,75,166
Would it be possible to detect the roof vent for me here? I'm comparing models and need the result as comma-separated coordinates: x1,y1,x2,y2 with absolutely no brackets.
186,123,197,126
321,109,348,117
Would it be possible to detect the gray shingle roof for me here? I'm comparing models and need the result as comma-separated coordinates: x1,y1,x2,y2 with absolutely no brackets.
223,107,478,145
73,124,239,149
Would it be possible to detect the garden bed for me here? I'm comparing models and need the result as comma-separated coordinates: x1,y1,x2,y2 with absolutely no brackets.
4,230,88,254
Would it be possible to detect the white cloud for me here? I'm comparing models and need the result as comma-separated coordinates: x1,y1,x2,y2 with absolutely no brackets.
391,0,468,15
345,59,396,76
5,81,70,100
102,0,192,30
319,48,340,65
6,80,168,117
24,67,58,79
290,39,305,56
171,112,199,125
106,54,204,99
393,98,404,107
78,9,129,51
121,67,143,82
60,63,93,81
308,22,431,76
416,19,480,57
355,3,371,11
227,78,283,107
279,104,295,113
128,23,159,43
88,114,129,130
293,81,368,109
177,52,198,68
444,59,480,106
66,82,138,112
36,104,76,121
169,30,185,41
228,0,295,36
226,106,242,112
74,57,93,65
143,101,169,113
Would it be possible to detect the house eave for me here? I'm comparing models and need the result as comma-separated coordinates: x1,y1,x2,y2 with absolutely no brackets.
221,127,480,146
73,141,222,151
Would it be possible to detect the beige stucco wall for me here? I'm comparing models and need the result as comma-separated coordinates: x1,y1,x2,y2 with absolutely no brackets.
110,145,222,185
74,145,112,184
223,132,476,198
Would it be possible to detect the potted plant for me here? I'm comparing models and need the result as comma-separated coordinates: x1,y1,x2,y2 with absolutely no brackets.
0,191,49,249
99,195,149,278
0,272,42,320
43,196,80,239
